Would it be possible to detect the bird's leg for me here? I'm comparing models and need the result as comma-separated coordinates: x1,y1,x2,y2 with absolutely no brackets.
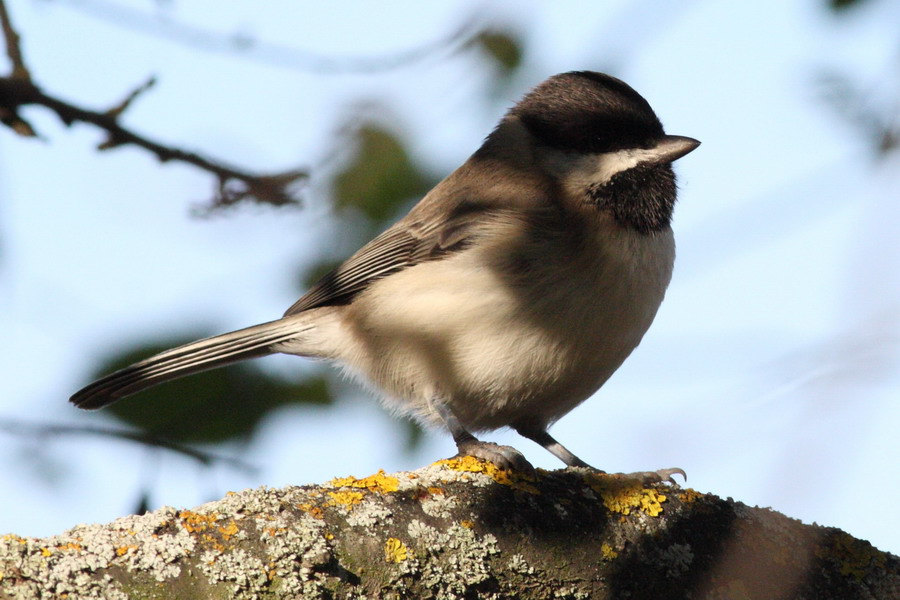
514,425,593,468
514,423,686,484
430,398,534,472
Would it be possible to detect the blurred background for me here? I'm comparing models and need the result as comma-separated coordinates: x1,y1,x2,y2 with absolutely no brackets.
1,0,898,555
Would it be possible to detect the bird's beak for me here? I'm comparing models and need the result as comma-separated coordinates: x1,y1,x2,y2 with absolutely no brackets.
650,135,701,164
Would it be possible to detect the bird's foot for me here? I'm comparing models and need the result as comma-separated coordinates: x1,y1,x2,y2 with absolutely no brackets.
454,439,535,473
611,467,686,485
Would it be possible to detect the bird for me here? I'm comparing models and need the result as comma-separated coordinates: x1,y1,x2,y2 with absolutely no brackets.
71,71,699,478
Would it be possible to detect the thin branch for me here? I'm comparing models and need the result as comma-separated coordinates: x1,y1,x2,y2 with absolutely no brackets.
104,75,156,120
0,75,308,208
0,0,30,80
57,0,478,74
0,0,307,209
0,0,37,136
0,419,259,474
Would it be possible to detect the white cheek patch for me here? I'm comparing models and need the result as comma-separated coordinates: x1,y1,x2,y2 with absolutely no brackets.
555,149,646,196
591,147,661,184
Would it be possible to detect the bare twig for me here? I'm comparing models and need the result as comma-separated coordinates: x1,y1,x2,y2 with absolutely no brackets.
57,0,477,73
0,0,38,136
0,0,307,208
0,419,259,474
0,75,308,208
104,75,156,120
0,0,30,80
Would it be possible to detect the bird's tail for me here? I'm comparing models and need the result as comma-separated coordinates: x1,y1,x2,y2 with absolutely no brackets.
70,317,312,410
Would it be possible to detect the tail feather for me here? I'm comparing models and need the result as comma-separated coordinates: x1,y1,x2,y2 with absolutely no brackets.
70,318,310,410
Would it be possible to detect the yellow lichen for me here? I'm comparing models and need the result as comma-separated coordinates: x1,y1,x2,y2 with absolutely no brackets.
265,559,281,581
460,520,474,529
176,510,236,551
587,475,668,517
639,490,667,516
2,535,26,544
437,456,540,494
326,490,365,507
600,543,618,561
384,537,409,563
218,521,239,539
40,547,52,557
330,469,400,494
178,510,219,533
201,533,227,552
678,488,702,504
298,502,325,519
115,545,137,556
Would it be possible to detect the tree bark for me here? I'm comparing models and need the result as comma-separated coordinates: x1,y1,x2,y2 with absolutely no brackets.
1,458,897,599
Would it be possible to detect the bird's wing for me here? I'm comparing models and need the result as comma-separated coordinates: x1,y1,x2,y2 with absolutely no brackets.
283,202,494,316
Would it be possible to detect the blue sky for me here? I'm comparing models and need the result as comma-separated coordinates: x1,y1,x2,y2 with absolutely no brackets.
1,0,898,555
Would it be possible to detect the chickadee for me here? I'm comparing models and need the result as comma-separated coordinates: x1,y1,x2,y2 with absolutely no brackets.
71,71,699,477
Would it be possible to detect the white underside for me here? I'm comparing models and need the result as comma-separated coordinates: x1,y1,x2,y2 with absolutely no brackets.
276,217,674,432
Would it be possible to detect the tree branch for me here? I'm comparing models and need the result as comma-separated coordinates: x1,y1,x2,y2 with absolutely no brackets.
0,75,308,209
0,0,37,137
1,460,897,599
0,0,307,209
102,75,157,121
55,0,478,74
0,420,258,474
0,0,29,80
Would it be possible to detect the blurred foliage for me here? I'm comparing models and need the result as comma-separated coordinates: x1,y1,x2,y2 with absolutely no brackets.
817,0,899,160
473,30,523,74
94,115,441,454
303,115,444,450
828,0,869,11
301,257,345,291
97,336,331,444
818,70,899,158
332,122,432,222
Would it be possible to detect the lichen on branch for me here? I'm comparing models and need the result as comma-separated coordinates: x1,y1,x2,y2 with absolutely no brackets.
1,461,897,599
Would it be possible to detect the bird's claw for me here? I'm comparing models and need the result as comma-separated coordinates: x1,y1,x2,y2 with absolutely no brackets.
454,440,535,474
617,467,686,485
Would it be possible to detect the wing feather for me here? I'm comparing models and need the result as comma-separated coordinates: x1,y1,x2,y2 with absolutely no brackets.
283,208,485,316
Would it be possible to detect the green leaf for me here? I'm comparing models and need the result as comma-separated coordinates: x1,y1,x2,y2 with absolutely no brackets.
90,335,333,444
332,123,431,221
474,30,523,74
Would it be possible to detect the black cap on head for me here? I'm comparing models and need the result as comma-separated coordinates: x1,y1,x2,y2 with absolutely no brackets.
510,71,666,154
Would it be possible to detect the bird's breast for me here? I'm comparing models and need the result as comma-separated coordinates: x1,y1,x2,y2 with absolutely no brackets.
341,219,675,430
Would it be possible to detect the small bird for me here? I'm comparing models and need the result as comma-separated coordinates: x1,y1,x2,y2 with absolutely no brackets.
71,71,699,478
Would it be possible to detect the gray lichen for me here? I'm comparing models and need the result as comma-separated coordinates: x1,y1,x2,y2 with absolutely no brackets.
1,459,897,599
